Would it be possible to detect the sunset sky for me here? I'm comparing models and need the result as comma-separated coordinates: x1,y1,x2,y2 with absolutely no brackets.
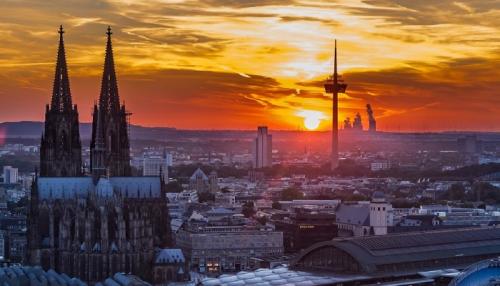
0,0,499,131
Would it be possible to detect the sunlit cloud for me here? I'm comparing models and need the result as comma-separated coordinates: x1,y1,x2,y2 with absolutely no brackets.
0,0,498,131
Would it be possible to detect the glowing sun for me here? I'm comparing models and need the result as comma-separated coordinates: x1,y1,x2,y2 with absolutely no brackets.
296,110,327,130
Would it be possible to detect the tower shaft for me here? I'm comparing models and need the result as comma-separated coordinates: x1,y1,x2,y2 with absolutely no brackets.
331,40,339,171
324,40,347,172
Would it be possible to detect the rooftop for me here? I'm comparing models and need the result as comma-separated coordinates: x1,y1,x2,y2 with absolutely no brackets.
293,227,500,274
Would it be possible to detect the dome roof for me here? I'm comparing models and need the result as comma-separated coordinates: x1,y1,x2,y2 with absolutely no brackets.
449,257,500,286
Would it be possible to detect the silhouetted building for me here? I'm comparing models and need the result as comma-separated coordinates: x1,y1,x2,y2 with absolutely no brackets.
27,26,171,284
366,104,377,132
90,27,131,178
252,126,272,168
39,26,82,177
343,117,352,129
352,113,363,130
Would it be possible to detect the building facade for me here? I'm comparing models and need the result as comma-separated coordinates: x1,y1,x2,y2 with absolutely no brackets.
143,155,169,182
152,249,190,284
2,166,18,184
252,126,272,169
27,26,171,284
274,211,337,253
336,193,393,237
176,222,283,274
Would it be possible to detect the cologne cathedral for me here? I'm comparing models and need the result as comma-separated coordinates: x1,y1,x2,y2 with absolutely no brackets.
27,26,171,283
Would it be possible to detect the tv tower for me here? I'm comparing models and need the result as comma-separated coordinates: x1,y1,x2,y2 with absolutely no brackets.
324,40,347,171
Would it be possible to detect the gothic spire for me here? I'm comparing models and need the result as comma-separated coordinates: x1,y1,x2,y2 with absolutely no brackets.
99,26,120,113
51,25,72,112
92,104,107,179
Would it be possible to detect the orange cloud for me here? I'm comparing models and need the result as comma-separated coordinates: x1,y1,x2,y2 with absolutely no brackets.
0,0,498,131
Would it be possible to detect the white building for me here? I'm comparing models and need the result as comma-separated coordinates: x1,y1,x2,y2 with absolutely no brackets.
143,155,169,181
166,190,199,204
369,192,393,235
2,166,18,184
252,126,272,168
336,192,393,237
370,161,391,172
164,152,173,167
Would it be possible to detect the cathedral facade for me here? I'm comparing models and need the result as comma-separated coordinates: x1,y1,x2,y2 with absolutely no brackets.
27,26,171,283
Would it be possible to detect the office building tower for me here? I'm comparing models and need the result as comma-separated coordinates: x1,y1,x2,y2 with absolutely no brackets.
252,126,272,168
2,166,18,184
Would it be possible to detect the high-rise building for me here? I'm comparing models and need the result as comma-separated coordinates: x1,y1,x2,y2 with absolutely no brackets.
164,152,173,167
39,25,82,177
2,166,18,184
252,126,272,168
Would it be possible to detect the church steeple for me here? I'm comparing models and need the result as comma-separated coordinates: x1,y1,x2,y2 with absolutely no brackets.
99,26,120,113
90,26,131,178
51,25,72,112
40,25,82,177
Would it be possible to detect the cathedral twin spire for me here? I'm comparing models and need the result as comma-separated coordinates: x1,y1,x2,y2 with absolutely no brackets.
99,26,121,114
51,25,73,112
40,25,131,178
91,26,131,178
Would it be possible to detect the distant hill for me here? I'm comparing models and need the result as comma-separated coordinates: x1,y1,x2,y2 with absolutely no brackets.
0,121,178,141
0,121,46,138
1,121,499,144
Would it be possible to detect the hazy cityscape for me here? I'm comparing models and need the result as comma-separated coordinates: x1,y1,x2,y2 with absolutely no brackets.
1,1,500,286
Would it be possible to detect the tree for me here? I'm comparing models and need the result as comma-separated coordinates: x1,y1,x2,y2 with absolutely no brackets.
281,187,304,201
392,199,417,208
272,201,281,210
198,192,215,203
242,201,255,218
165,181,183,193
256,216,268,225
335,159,370,177
472,182,500,204
345,193,368,201
445,183,466,201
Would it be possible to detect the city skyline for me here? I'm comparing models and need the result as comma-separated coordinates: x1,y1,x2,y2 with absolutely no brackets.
0,0,499,131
